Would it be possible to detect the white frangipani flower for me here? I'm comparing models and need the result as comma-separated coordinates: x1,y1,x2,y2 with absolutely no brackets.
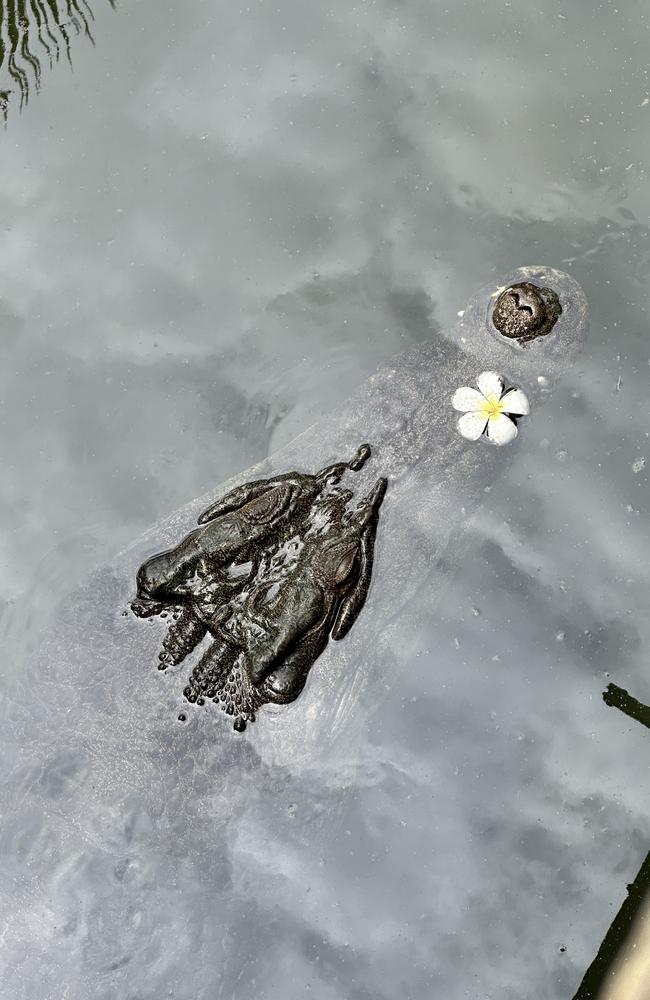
451,371,530,446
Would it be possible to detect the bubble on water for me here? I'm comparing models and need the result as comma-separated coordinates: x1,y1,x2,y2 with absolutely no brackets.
555,449,568,462
632,456,645,473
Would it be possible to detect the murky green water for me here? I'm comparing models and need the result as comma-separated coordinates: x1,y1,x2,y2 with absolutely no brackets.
1,2,649,998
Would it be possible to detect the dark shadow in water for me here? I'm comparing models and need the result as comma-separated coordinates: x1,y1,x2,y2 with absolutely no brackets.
0,0,115,121
571,684,650,999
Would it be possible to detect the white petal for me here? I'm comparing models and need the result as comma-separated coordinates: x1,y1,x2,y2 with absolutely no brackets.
452,386,485,412
486,413,518,446
476,371,505,401
458,411,488,441
500,387,530,416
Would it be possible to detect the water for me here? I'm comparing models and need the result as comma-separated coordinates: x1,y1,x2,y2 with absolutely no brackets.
1,2,649,998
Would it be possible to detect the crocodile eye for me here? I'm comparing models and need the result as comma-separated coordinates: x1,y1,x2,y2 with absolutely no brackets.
333,549,358,586
316,539,358,588
240,486,291,524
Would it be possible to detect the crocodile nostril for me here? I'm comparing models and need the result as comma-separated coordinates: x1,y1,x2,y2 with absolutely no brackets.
492,281,562,343
515,296,534,317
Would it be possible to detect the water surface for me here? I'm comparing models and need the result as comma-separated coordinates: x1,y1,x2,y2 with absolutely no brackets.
1,1,649,998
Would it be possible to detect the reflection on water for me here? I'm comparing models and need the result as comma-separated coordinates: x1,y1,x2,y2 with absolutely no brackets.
1,0,650,995
603,683,650,732
588,852,650,1000
601,877,650,1000
0,0,114,120
572,687,650,999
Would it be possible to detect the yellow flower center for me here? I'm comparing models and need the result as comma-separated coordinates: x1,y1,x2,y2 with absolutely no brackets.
479,395,504,421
